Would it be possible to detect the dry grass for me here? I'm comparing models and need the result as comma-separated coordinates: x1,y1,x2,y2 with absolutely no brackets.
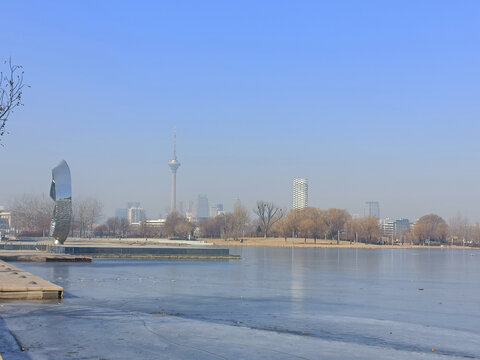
208,237,473,249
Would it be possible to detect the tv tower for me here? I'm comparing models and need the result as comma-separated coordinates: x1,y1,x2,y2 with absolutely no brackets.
168,127,180,213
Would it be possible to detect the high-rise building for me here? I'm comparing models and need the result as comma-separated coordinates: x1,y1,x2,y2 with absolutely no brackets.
128,206,146,224
364,201,380,218
292,178,308,209
196,195,209,219
382,218,411,239
116,202,140,219
115,208,128,219
209,203,224,218
185,200,195,218
168,127,180,213
0,206,12,230
209,205,218,218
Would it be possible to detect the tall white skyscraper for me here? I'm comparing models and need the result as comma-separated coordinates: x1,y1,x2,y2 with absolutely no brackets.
292,178,308,209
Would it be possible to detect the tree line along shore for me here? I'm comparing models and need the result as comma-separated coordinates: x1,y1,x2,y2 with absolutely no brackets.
5,196,480,248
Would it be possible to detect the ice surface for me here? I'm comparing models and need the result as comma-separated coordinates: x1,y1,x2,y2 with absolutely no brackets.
1,247,479,359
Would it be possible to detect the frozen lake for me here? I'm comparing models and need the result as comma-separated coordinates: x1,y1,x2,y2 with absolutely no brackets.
1,247,479,359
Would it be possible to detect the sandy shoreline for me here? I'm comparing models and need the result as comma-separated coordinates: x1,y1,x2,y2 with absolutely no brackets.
208,237,478,250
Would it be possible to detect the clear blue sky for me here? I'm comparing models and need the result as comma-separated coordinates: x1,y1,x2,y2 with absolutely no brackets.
1,1,479,221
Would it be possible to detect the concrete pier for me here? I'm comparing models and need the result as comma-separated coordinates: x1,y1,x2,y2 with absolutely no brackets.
0,250,91,262
59,244,237,259
0,260,63,300
0,242,239,259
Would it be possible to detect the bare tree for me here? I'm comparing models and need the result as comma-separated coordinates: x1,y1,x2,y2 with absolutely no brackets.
271,217,290,242
346,216,381,244
253,201,283,238
106,217,120,237
1,59,26,143
164,211,194,239
324,208,351,240
448,212,469,245
413,214,448,245
284,209,301,238
75,197,103,237
118,217,130,237
231,201,249,240
199,216,223,238
297,207,327,243
9,194,53,236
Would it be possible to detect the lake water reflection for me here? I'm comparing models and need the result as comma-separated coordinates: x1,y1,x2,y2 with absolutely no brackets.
3,247,480,359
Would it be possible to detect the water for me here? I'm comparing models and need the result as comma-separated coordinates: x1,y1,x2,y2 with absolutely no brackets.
1,247,479,359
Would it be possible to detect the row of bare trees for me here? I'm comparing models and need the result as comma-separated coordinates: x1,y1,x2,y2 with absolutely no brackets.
272,207,359,243
91,208,480,246
9,194,52,235
8,193,480,246
252,202,478,246
198,202,250,239
94,216,130,238
9,194,103,237
446,213,480,246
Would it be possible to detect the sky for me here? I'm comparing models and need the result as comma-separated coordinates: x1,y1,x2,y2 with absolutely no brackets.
1,1,480,222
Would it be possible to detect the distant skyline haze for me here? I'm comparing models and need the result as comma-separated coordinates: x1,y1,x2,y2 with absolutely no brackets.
1,1,479,222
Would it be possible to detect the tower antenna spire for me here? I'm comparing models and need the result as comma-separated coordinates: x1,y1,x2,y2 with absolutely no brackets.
168,126,180,213
173,125,177,160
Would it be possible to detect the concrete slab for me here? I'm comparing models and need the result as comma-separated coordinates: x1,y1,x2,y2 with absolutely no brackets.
58,244,238,259
0,250,91,262
0,261,63,300
0,242,238,259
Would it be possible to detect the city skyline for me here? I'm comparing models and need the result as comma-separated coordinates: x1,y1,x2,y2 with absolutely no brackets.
1,2,480,222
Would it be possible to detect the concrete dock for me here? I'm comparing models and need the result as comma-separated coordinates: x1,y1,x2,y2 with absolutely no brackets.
59,244,238,259
0,260,63,300
0,250,92,262
0,241,239,259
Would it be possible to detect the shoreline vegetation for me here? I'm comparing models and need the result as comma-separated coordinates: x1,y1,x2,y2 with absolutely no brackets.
208,237,479,249
51,237,479,250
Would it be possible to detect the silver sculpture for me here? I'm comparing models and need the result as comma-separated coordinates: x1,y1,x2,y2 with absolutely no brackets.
49,160,72,244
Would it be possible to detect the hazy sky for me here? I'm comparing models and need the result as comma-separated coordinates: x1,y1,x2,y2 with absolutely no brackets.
1,1,480,222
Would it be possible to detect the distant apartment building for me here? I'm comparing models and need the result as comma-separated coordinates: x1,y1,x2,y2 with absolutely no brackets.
115,208,128,219
209,205,217,218
292,178,308,209
116,202,144,222
196,195,209,219
382,218,411,238
209,203,224,218
185,200,195,218
128,206,146,224
364,201,380,218
0,206,12,230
